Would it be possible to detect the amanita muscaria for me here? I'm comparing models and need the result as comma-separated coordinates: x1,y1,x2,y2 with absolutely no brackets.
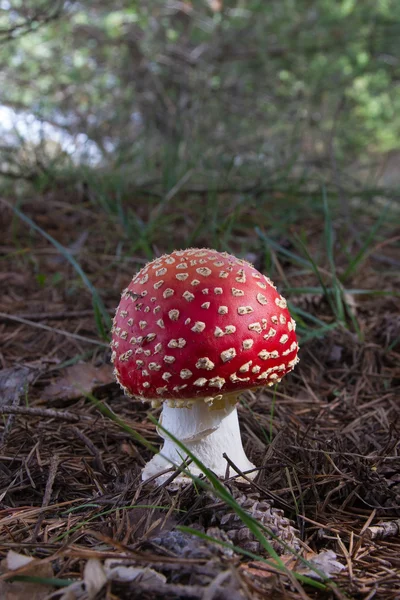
111,248,299,483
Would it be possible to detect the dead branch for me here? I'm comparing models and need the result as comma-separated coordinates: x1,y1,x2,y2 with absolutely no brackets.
0,405,82,423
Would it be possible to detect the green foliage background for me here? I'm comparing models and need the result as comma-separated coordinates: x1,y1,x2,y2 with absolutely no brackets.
1,0,400,186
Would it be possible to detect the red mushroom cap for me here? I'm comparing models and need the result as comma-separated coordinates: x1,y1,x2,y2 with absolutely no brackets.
111,248,299,402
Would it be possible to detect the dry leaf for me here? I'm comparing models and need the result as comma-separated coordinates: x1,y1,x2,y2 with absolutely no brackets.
104,560,166,584
299,550,345,580
83,559,107,598
0,550,54,600
43,362,113,402
240,554,297,579
0,366,35,407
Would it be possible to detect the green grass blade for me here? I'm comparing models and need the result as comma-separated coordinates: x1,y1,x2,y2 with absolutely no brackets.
255,228,311,268
341,201,392,282
3,199,111,333
8,575,72,588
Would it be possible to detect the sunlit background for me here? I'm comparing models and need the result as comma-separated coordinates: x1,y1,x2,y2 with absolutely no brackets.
2,0,400,189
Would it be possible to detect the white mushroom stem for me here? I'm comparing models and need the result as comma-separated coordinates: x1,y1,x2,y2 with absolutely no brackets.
142,398,255,484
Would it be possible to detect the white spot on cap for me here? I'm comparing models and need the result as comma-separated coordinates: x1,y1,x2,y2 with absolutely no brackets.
214,326,224,338
232,288,244,297
280,314,287,324
214,287,223,295
202,288,209,294
168,338,186,348
264,328,276,340
257,370,271,380
196,267,212,276
143,382,150,388
156,386,168,395
214,261,224,267
280,334,289,344
156,268,167,276
252,365,261,373
168,309,180,321
194,377,208,387
156,319,165,329
208,376,225,389
180,369,192,379
275,296,287,309
242,339,254,350
165,256,175,264
191,279,200,286
257,293,268,305
154,343,162,353
154,280,164,289
163,288,174,298
219,270,229,278
218,306,228,315
148,362,161,371
248,322,262,333
264,276,277,289
225,325,236,334
176,262,188,269
176,273,189,281
144,333,156,342
235,269,246,283
220,348,236,363
183,291,195,302
201,302,210,309
196,357,215,370
230,373,250,383
239,361,252,373
258,350,272,360
192,321,206,333
139,274,149,284
185,318,191,325
162,372,172,380
288,320,293,332
256,281,267,289
238,306,254,315
164,355,176,363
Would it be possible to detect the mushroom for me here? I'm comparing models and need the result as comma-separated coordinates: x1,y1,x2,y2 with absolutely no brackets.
111,248,299,483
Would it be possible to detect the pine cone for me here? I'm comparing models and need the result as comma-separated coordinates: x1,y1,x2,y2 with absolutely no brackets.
210,492,301,555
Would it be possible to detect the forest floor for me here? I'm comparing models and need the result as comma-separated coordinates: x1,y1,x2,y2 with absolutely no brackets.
0,186,399,599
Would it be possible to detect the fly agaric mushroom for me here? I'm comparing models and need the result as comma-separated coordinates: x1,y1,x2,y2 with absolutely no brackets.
111,248,299,483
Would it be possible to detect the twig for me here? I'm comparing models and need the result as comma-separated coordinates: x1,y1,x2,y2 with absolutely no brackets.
364,519,400,540
12,310,103,321
33,454,60,539
0,391,22,445
70,426,105,471
0,311,108,347
0,405,82,423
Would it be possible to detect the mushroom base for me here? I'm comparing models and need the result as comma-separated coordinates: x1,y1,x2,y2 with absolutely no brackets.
142,399,256,485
